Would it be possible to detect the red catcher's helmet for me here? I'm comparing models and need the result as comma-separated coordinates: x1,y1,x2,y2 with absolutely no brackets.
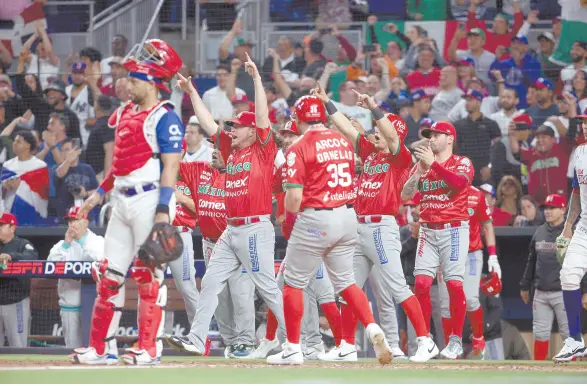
293,95,326,123
123,39,183,81
385,113,408,141
480,272,502,296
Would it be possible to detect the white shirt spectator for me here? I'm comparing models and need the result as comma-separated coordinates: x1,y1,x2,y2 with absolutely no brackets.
429,88,464,121
183,142,213,163
278,54,300,83
332,101,373,132
448,96,500,122
560,65,587,92
202,86,246,121
66,84,95,148
27,53,59,89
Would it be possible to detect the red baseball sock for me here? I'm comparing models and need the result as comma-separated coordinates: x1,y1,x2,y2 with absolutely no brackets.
339,284,375,327
283,285,304,344
441,317,452,345
340,302,358,345
265,309,278,341
401,295,428,337
534,340,549,360
468,307,485,339
446,280,466,338
414,275,434,332
320,302,343,346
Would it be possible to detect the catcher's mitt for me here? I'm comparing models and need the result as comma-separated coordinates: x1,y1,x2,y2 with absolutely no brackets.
138,223,184,268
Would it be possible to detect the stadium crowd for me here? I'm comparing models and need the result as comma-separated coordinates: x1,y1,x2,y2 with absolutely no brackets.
0,0,586,361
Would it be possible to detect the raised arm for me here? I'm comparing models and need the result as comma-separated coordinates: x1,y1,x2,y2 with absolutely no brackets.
270,49,293,101
176,73,218,136
507,121,521,154
448,26,467,62
312,82,358,145
226,58,242,101
243,52,270,129
0,41,12,69
36,24,59,66
354,90,401,154
374,57,392,104
219,19,243,62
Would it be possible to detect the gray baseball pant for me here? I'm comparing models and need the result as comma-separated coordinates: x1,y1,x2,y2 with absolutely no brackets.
438,249,484,318
0,298,30,347
187,216,284,351
168,231,200,325
202,238,255,346
532,289,570,342
60,307,82,348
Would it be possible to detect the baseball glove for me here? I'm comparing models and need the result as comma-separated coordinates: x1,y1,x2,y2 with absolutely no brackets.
556,235,570,265
138,223,184,268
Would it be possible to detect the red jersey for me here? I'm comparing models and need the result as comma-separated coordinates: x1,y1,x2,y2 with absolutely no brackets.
172,178,197,229
467,186,492,252
180,162,227,240
521,141,573,204
406,68,441,97
215,127,278,218
283,125,356,210
412,154,474,223
355,134,412,216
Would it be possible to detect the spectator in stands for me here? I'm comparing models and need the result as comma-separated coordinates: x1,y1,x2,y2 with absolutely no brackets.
448,26,496,85
183,116,213,163
509,101,579,203
261,36,305,84
203,64,245,122
451,0,489,20
21,25,60,89
536,32,560,85
388,76,409,112
99,57,127,98
47,206,105,348
456,58,476,92
0,115,32,166
366,17,410,73
479,183,496,211
490,35,541,108
218,18,256,98
429,66,463,121
455,89,502,185
100,34,128,87
15,52,81,139
493,175,523,226
560,41,587,93
526,84,538,107
572,70,587,113
406,45,441,96
114,77,130,105
551,16,562,43
403,37,447,73
0,75,27,124
514,195,545,227
66,62,96,149
302,39,328,79
526,78,559,128
467,0,524,54
79,47,102,83
366,60,392,105
84,95,114,178
37,112,68,169
0,41,12,72
448,77,500,121
54,138,98,220
271,50,317,108
404,89,432,146
0,213,38,347
530,0,561,20
331,80,373,131
1,130,49,225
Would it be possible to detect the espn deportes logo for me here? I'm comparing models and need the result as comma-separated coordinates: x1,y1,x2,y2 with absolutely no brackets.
0,261,93,277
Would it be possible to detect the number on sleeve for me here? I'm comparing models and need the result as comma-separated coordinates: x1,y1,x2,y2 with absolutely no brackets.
327,163,352,188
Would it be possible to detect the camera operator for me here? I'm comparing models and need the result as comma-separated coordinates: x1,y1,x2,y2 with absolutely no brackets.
54,138,98,222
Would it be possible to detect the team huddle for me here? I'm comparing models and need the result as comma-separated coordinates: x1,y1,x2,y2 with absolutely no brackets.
70,39,587,366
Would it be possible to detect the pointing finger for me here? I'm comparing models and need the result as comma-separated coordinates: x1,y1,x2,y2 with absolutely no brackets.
352,89,361,97
245,52,251,62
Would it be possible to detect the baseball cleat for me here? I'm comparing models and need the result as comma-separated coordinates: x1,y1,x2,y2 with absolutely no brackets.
553,337,586,363
121,348,160,365
267,341,304,365
225,344,237,358
232,344,256,358
71,347,119,365
165,335,203,355
469,337,485,360
366,323,393,365
245,337,280,359
391,347,408,360
440,335,463,360
303,342,325,360
317,340,358,362
409,336,439,363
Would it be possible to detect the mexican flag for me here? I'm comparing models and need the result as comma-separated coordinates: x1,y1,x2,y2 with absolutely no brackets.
550,0,587,66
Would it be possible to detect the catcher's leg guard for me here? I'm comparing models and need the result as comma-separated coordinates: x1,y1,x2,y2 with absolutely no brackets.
86,259,125,356
129,258,167,359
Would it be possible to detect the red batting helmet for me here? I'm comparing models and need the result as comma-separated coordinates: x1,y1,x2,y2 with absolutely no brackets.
480,272,502,296
123,39,183,82
385,113,408,141
293,95,326,123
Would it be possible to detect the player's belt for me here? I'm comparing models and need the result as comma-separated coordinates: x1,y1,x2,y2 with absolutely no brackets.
421,221,465,230
119,183,157,197
227,216,261,226
313,204,354,212
357,215,382,224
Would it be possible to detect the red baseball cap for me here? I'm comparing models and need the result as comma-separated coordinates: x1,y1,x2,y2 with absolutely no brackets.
421,121,456,139
0,213,17,226
404,191,422,206
541,194,566,209
64,206,87,220
231,94,250,105
279,120,300,135
512,113,533,128
226,111,256,128
386,113,408,141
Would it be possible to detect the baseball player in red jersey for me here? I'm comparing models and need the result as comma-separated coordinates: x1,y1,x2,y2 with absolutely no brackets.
311,87,439,362
72,39,184,365
401,121,474,360
168,53,285,355
267,94,392,366
438,185,500,359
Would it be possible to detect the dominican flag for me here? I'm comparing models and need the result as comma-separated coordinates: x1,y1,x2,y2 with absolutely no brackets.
551,0,587,66
0,2,47,58
1,157,49,226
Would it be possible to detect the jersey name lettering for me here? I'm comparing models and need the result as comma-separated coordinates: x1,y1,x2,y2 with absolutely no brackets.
363,161,390,175
420,179,448,192
226,162,251,175
197,184,226,197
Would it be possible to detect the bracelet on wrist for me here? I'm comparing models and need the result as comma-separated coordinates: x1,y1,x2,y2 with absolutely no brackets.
372,107,385,121
325,101,338,115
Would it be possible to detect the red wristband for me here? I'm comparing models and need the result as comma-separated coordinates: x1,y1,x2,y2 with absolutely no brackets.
284,211,298,226
487,245,496,255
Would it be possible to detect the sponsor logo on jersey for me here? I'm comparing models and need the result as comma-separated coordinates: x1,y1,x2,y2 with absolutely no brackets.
226,162,252,175
287,152,296,167
197,184,226,197
177,185,192,196
530,157,560,173
535,240,557,252
307,228,327,238
468,208,475,216
362,161,390,175
420,179,448,192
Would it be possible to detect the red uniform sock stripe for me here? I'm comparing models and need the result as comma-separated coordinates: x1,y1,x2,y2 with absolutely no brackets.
320,302,343,346
446,280,467,338
283,285,304,344
401,295,429,338
340,303,358,345
441,317,452,345
339,284,376,327
265,309,278,341
467,307,485,340
414,275,434,333
534,340,549,360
